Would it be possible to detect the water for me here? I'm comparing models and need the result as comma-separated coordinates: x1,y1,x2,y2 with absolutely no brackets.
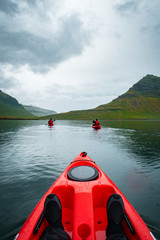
0,120,160,239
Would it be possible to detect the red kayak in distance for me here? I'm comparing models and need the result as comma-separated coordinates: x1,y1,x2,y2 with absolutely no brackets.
15,152,155,240
92,124,101,129
48,123,54,126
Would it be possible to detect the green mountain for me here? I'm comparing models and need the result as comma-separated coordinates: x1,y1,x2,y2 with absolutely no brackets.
42,74,160,120
23,105,57,117
0,90,34,119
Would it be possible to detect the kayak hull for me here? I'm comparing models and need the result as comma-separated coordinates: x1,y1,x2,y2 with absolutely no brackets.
48,123,54,126
92,125,101,129
15,153,154,240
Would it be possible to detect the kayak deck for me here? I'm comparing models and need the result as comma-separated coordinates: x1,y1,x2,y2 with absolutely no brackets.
16,153,154,240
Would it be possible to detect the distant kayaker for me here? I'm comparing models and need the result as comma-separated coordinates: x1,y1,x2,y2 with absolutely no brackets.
95,119,100,126
92,119,100,126
48,118,53,125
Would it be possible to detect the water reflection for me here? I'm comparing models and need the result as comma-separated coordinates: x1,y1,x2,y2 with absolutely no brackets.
100,121,160,167
0,119,43,132
101,120,160,132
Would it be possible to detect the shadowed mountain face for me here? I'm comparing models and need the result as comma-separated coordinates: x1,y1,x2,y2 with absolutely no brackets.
44,74,160,120
0,90,33,118
0,90,19,106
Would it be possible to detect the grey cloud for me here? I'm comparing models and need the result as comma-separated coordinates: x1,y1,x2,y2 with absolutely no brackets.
0,2,91,72
25,0,37,7
45,83,75,97
141,23,160,35
152,24,160,35
0,0,18,15
114,1,139,15
0,0,37,14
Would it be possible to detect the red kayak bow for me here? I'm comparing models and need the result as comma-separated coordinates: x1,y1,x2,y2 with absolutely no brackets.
15,152,155,240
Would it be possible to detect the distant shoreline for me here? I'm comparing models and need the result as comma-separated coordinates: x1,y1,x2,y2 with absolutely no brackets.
0,117,160,121
0,117,38,120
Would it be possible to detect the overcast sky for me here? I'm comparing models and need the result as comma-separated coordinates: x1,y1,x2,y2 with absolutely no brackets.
0,0,160,113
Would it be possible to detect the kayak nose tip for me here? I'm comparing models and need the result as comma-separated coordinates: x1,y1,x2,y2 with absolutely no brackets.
80,152,87,157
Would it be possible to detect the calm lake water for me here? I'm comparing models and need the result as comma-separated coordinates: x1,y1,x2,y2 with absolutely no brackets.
0,120,160,239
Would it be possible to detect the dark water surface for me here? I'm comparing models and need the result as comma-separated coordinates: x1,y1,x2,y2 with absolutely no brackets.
0,120,160,239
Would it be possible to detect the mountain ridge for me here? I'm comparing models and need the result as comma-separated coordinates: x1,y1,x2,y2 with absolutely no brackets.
0,90,34,118
0,90,57,119
41,74,160,120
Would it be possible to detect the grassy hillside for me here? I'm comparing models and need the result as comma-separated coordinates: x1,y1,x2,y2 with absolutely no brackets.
94,74,160,119
41,74,160,120
0,90,34,119
23,105,57,117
